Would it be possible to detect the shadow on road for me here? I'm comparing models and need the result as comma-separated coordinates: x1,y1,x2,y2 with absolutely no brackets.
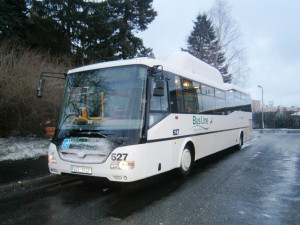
105,146,240,220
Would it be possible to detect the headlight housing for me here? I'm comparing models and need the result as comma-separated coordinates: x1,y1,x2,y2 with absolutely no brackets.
48,153,57,164
110,160,135,170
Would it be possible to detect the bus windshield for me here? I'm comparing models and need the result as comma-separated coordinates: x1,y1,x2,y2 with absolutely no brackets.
57,65,148,145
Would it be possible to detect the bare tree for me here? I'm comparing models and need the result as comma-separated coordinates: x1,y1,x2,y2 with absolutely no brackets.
209,0,249,87
0,40,71,137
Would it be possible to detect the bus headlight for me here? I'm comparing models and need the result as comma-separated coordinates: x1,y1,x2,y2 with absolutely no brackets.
48,154,57,164
110,161,135,170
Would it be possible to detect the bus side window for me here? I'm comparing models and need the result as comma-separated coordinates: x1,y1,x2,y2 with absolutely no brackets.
200,84,216,114
234,91,241,110
182,79,199,113
215,89,225,115
165,73,184,113
225,90,234,114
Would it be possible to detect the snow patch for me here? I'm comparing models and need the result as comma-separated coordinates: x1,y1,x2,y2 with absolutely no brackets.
239,211,246,215
241,142,251,149
0,137,50,161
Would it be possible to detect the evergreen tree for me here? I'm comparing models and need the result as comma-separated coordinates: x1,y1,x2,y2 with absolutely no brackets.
27,0,157,63
28,0,83,56
106,0,156,60
183,13,231,83
0,0,28,40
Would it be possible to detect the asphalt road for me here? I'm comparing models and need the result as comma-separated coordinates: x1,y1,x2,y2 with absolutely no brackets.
0,156,49,184
0,130,299,225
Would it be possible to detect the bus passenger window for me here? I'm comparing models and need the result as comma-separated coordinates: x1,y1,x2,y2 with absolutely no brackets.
215,89,225,114
234,91,241,108
182,79,199,113
200,84,215,114
226,90,235,107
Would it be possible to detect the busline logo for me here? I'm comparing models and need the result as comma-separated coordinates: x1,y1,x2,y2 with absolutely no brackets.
192,116,213,130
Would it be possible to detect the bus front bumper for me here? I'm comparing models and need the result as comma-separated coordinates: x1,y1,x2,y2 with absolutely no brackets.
47,143,147,182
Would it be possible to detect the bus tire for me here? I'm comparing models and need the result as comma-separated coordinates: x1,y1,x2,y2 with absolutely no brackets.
237,133,244,150
178,146,193,177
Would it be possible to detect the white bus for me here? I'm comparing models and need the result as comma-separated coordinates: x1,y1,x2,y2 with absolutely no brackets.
38,52,252,182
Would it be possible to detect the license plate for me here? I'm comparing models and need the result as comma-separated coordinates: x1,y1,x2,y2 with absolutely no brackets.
71,165,92,174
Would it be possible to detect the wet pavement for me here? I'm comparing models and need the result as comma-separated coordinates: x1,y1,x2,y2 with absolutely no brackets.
0,130,299,225
0,156,49,185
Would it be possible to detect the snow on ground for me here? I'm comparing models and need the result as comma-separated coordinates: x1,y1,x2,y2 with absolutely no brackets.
241,130,259,150
1,129,298,161
0,136,50,161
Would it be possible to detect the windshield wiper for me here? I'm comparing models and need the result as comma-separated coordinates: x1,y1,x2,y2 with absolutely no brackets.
60,113,77,126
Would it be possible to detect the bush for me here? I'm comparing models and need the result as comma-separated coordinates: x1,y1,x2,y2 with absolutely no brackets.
0,40,72,137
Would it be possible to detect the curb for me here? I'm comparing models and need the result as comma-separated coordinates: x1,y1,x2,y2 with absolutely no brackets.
0,174,78,198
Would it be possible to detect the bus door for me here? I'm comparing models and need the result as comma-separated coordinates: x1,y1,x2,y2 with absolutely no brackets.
146,76,173,176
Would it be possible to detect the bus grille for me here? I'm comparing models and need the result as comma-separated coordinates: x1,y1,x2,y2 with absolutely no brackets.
58,138,114,164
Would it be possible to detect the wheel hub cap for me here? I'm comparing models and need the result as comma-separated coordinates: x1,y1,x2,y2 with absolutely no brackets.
182,149,192,171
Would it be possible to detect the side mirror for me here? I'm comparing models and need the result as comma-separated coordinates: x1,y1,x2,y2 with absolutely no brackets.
149,65,164,78
150,65,160,74
153,80,165,96
37,78,45,98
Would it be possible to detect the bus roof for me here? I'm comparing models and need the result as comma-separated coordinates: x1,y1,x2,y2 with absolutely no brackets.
156,52,223,84
68,52,248,94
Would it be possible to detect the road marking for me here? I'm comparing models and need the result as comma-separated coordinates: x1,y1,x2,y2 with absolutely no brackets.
261,213,272,218
110,217,122,221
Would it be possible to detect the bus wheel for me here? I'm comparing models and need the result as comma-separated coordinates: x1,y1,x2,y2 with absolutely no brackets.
237,133,244,150
178,146,193,177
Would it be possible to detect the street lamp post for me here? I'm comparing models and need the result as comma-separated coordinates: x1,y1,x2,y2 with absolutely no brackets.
257,85,264,129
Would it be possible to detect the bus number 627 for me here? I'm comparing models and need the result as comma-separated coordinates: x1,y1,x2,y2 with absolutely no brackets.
111,153,128,161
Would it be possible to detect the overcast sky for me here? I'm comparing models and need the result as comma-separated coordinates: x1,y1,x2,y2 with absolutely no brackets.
137,0,300,107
